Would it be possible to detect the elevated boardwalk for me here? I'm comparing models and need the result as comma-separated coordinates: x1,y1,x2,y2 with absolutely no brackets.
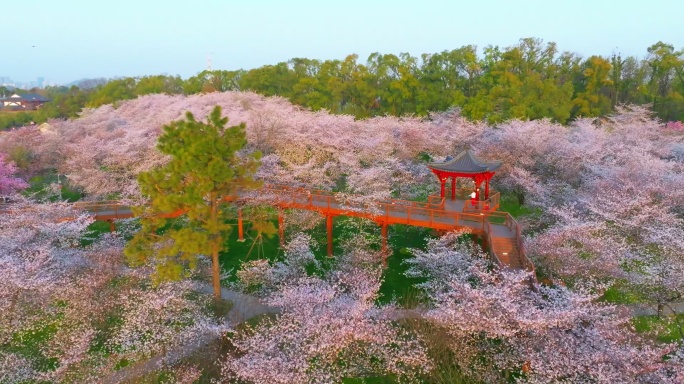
62,185,534,273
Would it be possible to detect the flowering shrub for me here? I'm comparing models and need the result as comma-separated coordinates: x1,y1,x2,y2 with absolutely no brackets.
665,120,684,131
0,153,27,197
406,232,680,383
225,234,431,383
0,200,229,382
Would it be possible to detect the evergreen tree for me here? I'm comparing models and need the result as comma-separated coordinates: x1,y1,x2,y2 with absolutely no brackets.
125,106,261,299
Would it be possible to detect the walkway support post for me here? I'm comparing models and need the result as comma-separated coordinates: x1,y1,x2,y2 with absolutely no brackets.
478,234,486,251
237,208,244,242
278,208,284,247
381,223,388,254
108,220,115,233
326,215,333,257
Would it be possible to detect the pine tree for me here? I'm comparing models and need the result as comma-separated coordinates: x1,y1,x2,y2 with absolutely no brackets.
125,106,261,299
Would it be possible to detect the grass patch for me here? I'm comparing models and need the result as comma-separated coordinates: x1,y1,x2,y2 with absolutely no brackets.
219,218,283,282
218,214,360,282
600,285,641,304
343,377,401,383
632,315,684,343
23,172,83,202
79,220,114,246
378,225,434,305
4,314,63,373
218,213,437,306
88,311,126,356
497,195,534,218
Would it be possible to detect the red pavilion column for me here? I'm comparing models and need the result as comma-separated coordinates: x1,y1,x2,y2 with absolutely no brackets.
451,177,456,201
485,176,490,200
440,178,446,199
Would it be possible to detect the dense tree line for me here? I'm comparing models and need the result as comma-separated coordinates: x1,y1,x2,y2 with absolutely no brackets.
2,38,683,130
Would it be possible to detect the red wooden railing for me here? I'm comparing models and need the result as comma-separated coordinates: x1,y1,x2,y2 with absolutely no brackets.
483,219,504,267
2,184,533,272
463,192,501,212
255,185,487,231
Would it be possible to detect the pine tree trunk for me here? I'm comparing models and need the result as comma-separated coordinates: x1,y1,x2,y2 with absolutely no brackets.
210,196,222,300
212,238,221,300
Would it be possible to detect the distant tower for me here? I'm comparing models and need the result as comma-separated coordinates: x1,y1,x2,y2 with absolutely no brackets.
206,53,214,71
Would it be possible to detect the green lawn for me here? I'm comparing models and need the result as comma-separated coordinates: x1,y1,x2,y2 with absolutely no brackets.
599,284,642,305
378,224,434,305
497,195,535,218
219,218,284,279
215,214,436,306
23,172,83,202
632,315,684,343
4,316,61,373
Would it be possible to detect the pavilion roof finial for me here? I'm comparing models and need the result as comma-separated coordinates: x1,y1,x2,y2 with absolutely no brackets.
452,142,471,154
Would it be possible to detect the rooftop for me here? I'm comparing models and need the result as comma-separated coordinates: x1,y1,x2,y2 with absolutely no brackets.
0,93,50,102
429,149,502,174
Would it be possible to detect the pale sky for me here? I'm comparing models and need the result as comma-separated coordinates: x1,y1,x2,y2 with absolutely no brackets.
2,0,682,84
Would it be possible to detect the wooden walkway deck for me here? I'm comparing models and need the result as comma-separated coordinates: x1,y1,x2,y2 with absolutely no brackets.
0,186,533,272
61,185,534,273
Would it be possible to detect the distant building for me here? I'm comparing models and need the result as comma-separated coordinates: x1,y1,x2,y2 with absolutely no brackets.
0,93,50,110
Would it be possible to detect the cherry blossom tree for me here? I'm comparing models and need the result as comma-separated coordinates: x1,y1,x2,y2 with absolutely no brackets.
527,134,684,311
0,92,481,200
406,232,680,383
235,233,321,295
0,90,683,382
0,153,28,197
0,200,109,382
224,234,431,383
525,207,628,280
0,199,229,382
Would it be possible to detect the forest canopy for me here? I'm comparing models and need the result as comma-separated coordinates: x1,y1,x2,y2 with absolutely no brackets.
2,38,683,130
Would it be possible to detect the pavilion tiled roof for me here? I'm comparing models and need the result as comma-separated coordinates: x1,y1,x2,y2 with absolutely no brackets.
428,150,502,174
